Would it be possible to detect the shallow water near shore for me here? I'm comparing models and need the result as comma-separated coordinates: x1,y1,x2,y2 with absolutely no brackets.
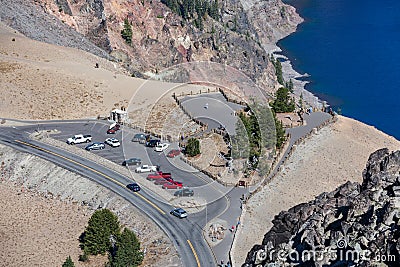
281,0,400,140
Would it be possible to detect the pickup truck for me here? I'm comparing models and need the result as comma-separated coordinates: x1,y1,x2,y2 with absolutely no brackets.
67,134,92,145
135,165,158,173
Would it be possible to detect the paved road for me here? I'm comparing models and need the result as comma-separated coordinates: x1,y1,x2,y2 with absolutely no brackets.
0,111,333,267
27,120,230,204
0,125,218,267
180,93,244,134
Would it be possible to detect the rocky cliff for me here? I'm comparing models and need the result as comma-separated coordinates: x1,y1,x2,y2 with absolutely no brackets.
243,148,400,266
0,0,302,93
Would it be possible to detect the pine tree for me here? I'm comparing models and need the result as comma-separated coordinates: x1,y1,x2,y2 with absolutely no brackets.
121,18,133,45
232,113,250,159
274,112,286,149
110,228,144,267
62,256,75,267
275,58,284,85
271,87,295,113
81,209,120,255
185,138,200,157
299,93,303,108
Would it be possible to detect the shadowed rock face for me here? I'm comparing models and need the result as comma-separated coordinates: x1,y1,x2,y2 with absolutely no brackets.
243,149,400,267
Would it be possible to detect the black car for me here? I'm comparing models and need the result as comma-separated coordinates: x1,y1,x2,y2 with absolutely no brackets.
146,139,160,147
122,158,142,166
126,183,141,192
174,188,194,197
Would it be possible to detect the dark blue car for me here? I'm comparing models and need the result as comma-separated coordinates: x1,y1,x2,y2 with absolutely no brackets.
126,183,141,192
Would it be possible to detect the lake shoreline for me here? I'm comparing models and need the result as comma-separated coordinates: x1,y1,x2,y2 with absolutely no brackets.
265,0,326,110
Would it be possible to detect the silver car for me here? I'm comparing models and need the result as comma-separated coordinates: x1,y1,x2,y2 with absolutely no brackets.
170,208,187,219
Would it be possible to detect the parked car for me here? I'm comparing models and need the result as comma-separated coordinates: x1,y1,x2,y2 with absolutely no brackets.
132,133,147,143
155,171,172,178
146,139,160,147
126,183,141,192
171,180,183,187
122,158,141,166
135,165,158,173
107,124,121,134
147,173,164,180
155,143,169,152
85,142,105,151
162,182,183,189
174,188,194,197
167,149,181,158
154,178,169,185
67,134,92,145
170,208,187,218
105,138,121,147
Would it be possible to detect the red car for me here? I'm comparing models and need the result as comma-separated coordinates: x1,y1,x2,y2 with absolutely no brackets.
154,178,169,185
167,149,181,158
107,124,121,134
147,173,164,180
155,171,172,178
162,181,183,189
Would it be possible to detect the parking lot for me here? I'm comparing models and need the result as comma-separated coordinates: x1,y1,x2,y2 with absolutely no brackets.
46,121,229,201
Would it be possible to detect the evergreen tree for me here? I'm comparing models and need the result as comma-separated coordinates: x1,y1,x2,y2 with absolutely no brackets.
285,79,294,92
248,101,276,150
274,58,284,85
274,112,286,149
299,93,303,108
271,87,295,113
62,256,75,267
110,228,144,267
121,18,133,45
81,209,120,255
232,113,250,159
185,138,200,156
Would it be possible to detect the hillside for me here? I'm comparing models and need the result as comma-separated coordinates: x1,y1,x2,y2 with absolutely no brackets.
0,0,302,94
232,116,400,265
243,148,400,266
0,144,179,267
0,22,140,120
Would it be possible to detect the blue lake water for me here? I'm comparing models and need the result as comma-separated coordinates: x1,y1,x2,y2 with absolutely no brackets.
280,0,400,140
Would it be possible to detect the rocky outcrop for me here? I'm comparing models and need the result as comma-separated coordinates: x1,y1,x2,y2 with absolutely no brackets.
243,148,400,266
0,0,302,94
0,0,111,59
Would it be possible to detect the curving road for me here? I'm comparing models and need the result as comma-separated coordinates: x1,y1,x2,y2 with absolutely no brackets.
0,124,221,267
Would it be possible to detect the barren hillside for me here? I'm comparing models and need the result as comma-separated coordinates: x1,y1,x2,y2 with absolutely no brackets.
0,0,302,94
232,116,400,265
0,22,141,120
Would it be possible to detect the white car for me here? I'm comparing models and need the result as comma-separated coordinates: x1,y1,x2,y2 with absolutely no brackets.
135,165,158,173
155,143,169,152
105,138,121,147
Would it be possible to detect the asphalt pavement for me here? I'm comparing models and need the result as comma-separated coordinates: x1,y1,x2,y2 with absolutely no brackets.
180,93,244,134
0,111,333,267
0,125,217,267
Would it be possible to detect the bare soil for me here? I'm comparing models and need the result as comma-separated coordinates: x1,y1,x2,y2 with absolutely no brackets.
232,115,400,265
